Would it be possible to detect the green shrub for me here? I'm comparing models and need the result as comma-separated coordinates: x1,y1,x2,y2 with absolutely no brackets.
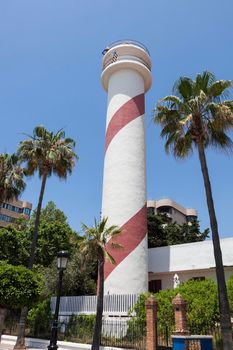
156,288,177,332
65,314,95,343
130,279,219,336
0,264,41,309
27,299,52,338
227,274,233,315
179,279,219,333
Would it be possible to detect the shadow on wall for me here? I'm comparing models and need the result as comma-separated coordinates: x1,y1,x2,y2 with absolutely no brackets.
148,245,171,292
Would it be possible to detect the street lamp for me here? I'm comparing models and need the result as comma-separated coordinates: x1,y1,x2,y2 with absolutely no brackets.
48,251,69,350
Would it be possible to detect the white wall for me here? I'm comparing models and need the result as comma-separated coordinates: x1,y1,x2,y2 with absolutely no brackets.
148,238,233,290
149,267,233,290
148,237,233,273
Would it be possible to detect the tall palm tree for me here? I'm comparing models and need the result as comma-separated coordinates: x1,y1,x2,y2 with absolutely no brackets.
80,217,122,350
14,126,78,349
154,71,233,349
0,153,25,205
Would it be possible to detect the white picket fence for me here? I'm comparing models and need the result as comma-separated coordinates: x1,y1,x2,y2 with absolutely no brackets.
51,294,139,316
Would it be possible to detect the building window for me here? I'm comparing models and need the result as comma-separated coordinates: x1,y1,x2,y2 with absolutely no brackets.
1,203,24,214
149,279,162,293
23,208,31,215
157,206,172,215
186,215,197,222
147,207,155,215
0,214,15,223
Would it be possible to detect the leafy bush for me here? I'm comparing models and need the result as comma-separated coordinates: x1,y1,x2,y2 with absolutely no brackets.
0,264,41,309
156,288,176,332
130,279,219,336
27,299,52,338
179,279,219,333
227,274,233,315
65,314,95,343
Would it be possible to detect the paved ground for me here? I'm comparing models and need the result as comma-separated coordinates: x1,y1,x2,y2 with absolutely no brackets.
0,344,13,350
0,344,42,350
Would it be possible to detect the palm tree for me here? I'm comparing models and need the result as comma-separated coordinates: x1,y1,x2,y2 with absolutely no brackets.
14,125,78,349
80,217,122,350
154,71,233,349
0,153,25,205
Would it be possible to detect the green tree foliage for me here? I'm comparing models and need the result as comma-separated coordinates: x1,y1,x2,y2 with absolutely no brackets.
30,201,68,226
0,201,96,297
0,202,79,269
0,226,29,266
30,201,80,266
227,274,233,315
43,250,97,297
154,71,233,349
148,214,209,248
33,221,74,267
0,264,41,309
0,153,25,205
130,279,219,335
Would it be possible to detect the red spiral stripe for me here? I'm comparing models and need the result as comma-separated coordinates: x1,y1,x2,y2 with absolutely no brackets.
104,93,146,281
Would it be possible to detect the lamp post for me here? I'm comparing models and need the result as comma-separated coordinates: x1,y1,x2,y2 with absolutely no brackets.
48,251,69,350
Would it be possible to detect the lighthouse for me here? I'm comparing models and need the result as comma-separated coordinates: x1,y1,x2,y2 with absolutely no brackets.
101,40,152,294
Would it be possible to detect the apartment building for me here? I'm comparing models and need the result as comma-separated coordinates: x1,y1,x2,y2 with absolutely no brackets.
0,198,32,227
147,198,197,225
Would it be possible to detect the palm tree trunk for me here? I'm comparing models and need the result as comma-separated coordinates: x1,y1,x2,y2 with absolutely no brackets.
28,173,47,269
14,173,47,349
197,142,232,349
91,255,104,350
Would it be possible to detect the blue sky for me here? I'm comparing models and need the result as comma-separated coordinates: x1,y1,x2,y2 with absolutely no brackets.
0,0,232,237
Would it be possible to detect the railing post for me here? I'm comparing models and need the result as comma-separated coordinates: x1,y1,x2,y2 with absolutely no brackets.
145,295,157,350
172,293,190,335
172,294,190,350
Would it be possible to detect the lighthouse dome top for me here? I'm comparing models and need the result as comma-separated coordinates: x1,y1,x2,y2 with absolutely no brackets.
101,39,152,92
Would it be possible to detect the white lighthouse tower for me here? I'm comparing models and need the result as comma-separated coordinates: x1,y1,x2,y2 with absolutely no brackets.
101,40,152,294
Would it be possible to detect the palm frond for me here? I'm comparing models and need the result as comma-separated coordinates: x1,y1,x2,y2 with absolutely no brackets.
33,125,47,138
223,100,233,112
104,251,116,264
110,242,123,250
194,71,216,94
81,217,122,266
208,80,232,99
173,77,194,100
160,95,182,106
17,126,78,179
173,134,193,158
207,121,233,152
155,71,233,159
0,153,26,203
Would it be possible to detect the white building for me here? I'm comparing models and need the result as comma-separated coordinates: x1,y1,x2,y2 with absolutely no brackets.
148,237,233,292
52,237,233,317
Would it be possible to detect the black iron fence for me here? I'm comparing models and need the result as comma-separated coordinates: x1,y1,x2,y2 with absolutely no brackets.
209,324,222,350
156,325,173,349
101,319,146,350
1,311,231,350
63,316,146,349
